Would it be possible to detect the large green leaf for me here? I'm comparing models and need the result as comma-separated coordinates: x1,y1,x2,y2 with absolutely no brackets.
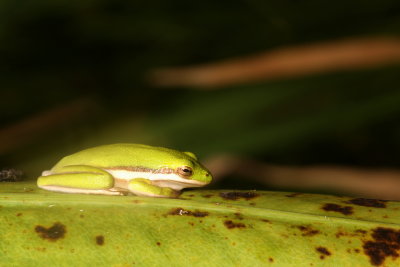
1,182,399,266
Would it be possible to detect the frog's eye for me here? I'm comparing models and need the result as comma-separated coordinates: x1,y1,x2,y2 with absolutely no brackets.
177,166,193,178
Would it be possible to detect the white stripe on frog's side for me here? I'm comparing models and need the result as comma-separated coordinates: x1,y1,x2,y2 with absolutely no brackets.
41,170,52,176
105,169,177,181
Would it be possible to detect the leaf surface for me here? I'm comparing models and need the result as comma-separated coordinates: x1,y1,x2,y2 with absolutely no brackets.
1,182,399,266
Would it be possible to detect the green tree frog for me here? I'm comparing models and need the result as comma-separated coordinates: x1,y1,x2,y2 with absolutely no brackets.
37,144,212,198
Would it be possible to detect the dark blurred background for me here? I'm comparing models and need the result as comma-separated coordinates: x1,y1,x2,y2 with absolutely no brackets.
1,0,400,197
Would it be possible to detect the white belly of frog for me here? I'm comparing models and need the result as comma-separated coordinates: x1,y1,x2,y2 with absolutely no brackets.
107,169,206,191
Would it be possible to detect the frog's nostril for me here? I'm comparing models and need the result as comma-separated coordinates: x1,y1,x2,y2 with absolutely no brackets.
204,173,212,182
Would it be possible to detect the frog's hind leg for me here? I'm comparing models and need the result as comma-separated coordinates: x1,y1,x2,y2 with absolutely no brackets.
37,165,124,195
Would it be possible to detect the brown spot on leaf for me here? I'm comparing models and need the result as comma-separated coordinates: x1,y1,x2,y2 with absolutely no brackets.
234,212,244,220
336,229,367,239
16,213,22,217
322,203,353,215
355,229,367,235
286,193,303,197
96,235,104,246
316,246,331,259
156,242,161,246
224,220,246,229
363,227,400,266
269,257,274,262
219,191,259,200
297,225,320,236
335,231,345,238
168,208,209,217
35,222,66,242
347,198,387,208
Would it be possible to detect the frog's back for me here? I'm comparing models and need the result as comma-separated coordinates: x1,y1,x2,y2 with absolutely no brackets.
52,144,189,170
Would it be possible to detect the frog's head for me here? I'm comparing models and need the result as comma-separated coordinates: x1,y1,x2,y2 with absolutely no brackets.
178,151,212,184
152,150,213,191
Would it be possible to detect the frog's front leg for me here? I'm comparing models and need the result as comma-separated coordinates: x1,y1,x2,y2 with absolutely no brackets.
37,165,124,196
128,178,178,198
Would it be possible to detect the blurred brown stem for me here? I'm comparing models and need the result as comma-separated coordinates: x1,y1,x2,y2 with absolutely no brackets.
206,155,400,200
150,36,400,88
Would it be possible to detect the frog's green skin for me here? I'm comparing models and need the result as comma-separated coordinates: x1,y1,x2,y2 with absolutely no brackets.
37,144,212,198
